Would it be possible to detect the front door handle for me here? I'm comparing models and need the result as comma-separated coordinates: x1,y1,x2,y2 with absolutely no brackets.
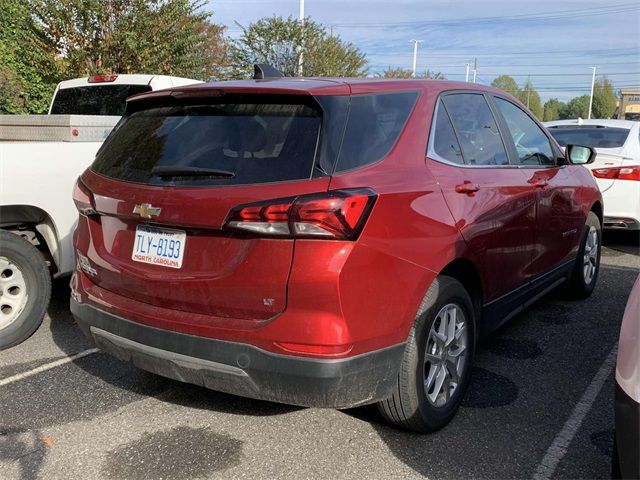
455,181,480,195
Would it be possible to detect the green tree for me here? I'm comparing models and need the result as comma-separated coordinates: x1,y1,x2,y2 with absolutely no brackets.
228,16,367,78
562,95,591,119
0,0,60,113
30,0,228,80
592,76,617,119
543,98,566,121
378,67,445,79
491,75,519,97
517,80,543,119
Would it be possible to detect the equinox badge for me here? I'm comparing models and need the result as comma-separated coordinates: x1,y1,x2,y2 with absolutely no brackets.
133,203,161,219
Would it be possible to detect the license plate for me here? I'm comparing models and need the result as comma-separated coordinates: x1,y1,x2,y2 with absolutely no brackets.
131,225,186,269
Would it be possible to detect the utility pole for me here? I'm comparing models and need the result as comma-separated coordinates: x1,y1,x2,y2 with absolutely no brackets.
588,66,597,119
472,58,477,83
410,39,423,78
465,63,470,82
298,0,305,76
526,75,531,108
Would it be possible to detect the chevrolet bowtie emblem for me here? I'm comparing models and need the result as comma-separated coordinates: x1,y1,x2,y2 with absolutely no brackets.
133,203,161,219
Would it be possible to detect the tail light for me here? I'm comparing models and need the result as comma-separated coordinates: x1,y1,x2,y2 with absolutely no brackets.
592,165,640,181
73,178,97,215
225,189,377,240
88,74,118,83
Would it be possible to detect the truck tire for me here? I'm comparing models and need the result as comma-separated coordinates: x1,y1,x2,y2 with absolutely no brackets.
0,230,51,350
378,275,475,432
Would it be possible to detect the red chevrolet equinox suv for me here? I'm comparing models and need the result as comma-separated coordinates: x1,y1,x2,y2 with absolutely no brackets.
71,75,602,432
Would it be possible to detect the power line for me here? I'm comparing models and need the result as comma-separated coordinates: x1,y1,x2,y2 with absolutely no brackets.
333,3,639,28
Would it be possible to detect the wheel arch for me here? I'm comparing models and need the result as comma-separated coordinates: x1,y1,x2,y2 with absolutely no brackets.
439,257,483,326
590,200,603,226
0,205,61,273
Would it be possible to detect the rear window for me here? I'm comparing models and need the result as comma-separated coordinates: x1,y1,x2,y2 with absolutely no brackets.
92,96,326,186
548,126,630,148
335,92,418,172
50,85,152,115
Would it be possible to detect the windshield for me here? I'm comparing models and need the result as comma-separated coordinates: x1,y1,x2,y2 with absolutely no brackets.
50,85,152,115
91,96,327,186
548,126,630,149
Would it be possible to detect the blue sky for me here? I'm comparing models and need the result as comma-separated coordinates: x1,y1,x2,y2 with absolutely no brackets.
206,0,640,102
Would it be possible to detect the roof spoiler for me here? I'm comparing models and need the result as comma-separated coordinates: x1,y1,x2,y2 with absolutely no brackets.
253,64,285,80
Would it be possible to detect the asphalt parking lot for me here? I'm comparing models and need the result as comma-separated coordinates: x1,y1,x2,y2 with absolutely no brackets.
0,232,638,480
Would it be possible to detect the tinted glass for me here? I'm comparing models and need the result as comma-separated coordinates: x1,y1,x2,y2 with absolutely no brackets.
548,126,630,148
92,97,323,186
443,93,508,166
494,98,554,166
335,92,418,172
50,85,152,115
430,100,464,164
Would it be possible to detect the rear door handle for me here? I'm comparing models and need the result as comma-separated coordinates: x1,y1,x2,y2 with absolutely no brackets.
529,179,549,188
455,181,480,195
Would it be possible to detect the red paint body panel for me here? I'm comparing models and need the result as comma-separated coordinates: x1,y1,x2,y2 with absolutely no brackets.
72,78,602,363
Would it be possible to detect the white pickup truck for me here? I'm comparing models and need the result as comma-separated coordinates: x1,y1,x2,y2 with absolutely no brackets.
0,74,201,349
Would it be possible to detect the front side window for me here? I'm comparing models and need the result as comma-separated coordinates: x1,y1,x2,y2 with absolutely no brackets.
442,93,508,166
494,98,555,166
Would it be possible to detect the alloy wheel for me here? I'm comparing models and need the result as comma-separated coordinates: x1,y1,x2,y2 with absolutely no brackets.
424,303,468,407
583,226,598,285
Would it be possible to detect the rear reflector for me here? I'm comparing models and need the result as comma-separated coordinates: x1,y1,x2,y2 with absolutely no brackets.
73,178,97,215
275,342,353,356
88,74,118,83
592,165,640,181
225,189,377,240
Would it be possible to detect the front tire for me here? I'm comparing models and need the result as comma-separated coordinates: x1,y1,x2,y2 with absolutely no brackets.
0,230,51,350
566,211,601,299
378,275,475,432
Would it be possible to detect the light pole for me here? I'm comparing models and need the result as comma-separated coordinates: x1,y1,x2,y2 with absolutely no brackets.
298,0,305,76
410,39,423,77
465,63,470,82
588,66,597,119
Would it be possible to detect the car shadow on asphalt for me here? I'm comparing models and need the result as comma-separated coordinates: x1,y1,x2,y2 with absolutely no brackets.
47,278,300,422
603,230,640,255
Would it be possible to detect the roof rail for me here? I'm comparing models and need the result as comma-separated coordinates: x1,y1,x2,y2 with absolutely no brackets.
253,64,285,80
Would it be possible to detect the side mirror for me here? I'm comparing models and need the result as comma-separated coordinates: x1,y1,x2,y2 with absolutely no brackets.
565,144,596,165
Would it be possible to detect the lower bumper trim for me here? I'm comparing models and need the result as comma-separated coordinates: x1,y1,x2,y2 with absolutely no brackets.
71,299,404,409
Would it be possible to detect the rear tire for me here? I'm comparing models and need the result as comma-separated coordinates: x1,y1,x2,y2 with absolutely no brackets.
566,211,601,299
0,230,51,350
378,275,476,432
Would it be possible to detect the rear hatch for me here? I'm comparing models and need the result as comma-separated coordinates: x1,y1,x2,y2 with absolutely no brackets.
79,90,348,321
547,125,631,192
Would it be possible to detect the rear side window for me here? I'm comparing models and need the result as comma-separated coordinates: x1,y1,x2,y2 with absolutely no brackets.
442,93,508,166
548,126,630,148
50,85,152,115
92,96,324,186
335,92,418,172
429,99,464,164
494,98,555,166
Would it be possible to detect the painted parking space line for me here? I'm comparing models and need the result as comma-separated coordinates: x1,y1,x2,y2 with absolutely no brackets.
532,345,618,480
0,348,100,387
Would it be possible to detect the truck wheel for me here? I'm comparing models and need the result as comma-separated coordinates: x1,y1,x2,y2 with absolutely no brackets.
0,230,51,350
565,211,601,299
378,275,475,432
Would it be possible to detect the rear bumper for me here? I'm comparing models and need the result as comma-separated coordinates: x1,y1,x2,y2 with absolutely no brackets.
70,299,404,408
604,216,640,230
615,381,640,479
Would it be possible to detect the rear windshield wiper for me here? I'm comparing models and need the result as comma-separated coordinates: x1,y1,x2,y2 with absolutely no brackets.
151,166,235,178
